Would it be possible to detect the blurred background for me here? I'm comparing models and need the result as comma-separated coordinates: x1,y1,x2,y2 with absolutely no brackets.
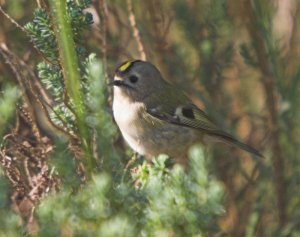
0,0,300,236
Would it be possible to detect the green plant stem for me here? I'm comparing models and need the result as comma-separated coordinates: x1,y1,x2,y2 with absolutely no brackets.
49,0,96,180
243,0,286,226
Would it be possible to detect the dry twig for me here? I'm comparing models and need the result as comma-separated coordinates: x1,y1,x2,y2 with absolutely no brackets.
126,0,146,60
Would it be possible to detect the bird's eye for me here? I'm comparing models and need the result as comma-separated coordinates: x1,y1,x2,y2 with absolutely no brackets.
129,75,139,83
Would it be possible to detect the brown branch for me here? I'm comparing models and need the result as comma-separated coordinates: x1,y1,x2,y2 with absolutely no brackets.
98,0,108,82
35,0,49,9
0,6,27,33
145,0,177,84
242,0,286,226
0,43,76,140
126,0,146,60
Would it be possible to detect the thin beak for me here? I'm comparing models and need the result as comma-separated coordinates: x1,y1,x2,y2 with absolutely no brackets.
108,80,122,86
108,80,135,90
108,80,124,87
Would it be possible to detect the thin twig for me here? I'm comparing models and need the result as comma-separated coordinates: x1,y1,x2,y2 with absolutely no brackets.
126,0,146,60
0,6,27,33
98,0,113,103
0,43,76,140
99,0,108,82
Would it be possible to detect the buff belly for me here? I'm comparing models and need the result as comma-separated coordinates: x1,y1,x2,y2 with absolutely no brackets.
113,97,200,158
122,122,199,157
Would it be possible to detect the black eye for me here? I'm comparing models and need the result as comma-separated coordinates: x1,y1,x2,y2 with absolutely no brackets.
129,75,139,83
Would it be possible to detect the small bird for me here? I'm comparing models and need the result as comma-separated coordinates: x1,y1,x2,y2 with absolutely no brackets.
111,60,262,164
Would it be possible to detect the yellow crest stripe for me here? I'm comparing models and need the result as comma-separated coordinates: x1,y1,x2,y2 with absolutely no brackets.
119,60,134,72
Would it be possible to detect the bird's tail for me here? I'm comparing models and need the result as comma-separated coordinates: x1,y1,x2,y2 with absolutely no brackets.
205,130,263,158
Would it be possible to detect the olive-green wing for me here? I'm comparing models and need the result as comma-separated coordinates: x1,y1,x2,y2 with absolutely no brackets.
146,102,222,134
146,102,262,157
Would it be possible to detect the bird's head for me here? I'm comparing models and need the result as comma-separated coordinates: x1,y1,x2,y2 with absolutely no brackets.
111,60,166,102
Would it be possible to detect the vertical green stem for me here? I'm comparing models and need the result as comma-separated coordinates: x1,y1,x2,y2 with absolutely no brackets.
49,0,95,180
243,0,286,226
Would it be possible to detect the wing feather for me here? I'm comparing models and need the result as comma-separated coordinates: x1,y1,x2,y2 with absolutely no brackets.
147,103,220,133
146,102,263,157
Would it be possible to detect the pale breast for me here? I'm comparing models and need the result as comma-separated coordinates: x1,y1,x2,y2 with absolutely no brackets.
113,94,147,154
113,94,200,157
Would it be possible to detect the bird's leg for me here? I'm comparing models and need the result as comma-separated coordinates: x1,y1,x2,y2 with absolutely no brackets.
124,152,138,171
